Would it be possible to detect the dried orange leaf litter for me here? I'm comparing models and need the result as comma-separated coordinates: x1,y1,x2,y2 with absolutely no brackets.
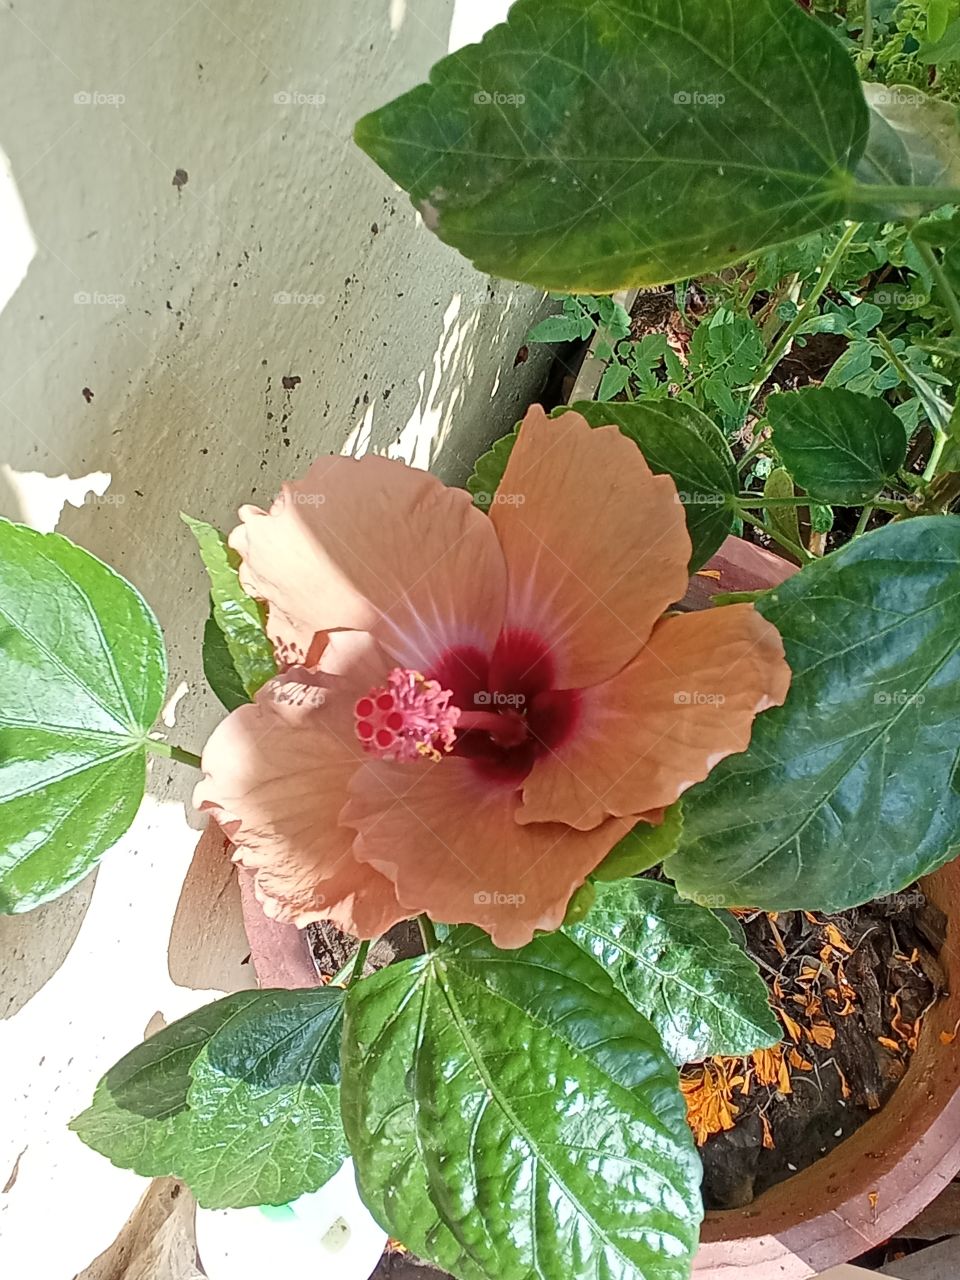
681,913,928,1147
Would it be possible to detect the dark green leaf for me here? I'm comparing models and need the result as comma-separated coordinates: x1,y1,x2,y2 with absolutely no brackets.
202,609,250,712
671,518,960,911
181,515,276,700
567,879,780,1064
342,928,701,1280
767,387,908,503
72,987,348,1209
0,520,166,913
355,0,867,291
592,804,684,882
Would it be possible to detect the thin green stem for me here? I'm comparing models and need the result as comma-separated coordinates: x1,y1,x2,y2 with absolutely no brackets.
712,589,769,606
847,184,960,207
911,232,960,334
736,495,811,508
924,429,949,482
146,739,203,769
737,509,812,563
348,940,371,987
418,915,439,952
874,331,952,432
749,222,862,404
853,504,874,537
862,0,874,51
737,495,905,514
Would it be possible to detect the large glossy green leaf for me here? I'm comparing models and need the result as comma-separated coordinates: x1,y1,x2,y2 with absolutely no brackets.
566,879,780,1064
181,515,276,701
72,987,348,1209
671,518,960,912
355,0,867,291
342,928,702,1280
592,804,684,883
0,520,167,913
766,387,909,504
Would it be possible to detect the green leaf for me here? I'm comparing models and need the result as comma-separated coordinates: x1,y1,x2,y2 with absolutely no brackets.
763,467,802,551
689,307,765,389
466,429,519,510
181,515,276,700
766,387,908,503
592,804,684,882
926,0,953,48
569,400,739,570
202,609,250,712
857,84,960,197
342,929,702,1280
566,879,780,1064
527,312,588,343
670,517,960,912
354,0,867,291
0,520,167,913
919,17,960,63
598,360,634,401
562,878,596,925
72,987,349,1209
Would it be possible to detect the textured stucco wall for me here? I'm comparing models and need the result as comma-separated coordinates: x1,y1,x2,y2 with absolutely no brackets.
0,2,549,1274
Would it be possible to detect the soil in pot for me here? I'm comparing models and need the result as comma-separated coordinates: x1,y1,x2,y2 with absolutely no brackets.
685,888,946,1211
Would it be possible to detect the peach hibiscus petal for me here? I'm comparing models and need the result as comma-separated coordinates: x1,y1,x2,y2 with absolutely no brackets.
518,603,791,830
342,757,631,949
194,671,407,939
231,453,507,673
489,406,692,689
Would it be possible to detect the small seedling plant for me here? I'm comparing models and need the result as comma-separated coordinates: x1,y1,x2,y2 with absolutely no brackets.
4,3,960,1279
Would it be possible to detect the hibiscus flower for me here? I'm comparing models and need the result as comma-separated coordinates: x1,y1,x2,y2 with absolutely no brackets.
195,407,790,948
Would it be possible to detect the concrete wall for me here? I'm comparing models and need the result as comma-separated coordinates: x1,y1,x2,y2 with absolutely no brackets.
0,2,549,1274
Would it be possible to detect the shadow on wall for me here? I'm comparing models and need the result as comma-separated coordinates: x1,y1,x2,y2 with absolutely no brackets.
0,0,550,1015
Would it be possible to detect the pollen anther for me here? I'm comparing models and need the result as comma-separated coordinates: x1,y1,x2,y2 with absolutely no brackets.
354,667,460,762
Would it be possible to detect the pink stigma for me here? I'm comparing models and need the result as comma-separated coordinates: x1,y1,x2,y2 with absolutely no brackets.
354,668,460,762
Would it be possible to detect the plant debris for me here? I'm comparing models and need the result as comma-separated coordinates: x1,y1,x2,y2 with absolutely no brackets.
681,889,945,1209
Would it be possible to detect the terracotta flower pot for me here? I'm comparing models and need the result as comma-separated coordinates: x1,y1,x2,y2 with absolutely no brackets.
234,534,960,1279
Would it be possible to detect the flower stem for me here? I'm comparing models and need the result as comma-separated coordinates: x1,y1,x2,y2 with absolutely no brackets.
736,508,812,563
146,739,203,769
418,915,439,952
853,504,874,538
923,428,949,482
348,939,371,986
